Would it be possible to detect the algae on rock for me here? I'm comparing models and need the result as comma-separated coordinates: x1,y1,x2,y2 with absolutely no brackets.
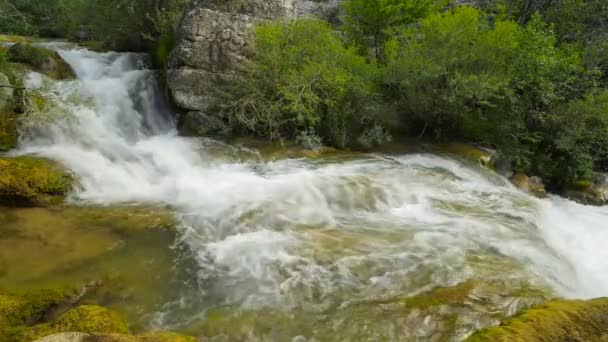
7,44,75,80
13,305,129,341
0,157,73,206
467,298,608,341
0,287,82,340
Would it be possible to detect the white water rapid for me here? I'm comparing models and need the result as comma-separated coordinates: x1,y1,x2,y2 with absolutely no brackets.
15,47,608,340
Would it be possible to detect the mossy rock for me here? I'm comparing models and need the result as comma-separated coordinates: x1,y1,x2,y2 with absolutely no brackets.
434,142,496,169
0,35,36,44
563,184,607,206
0,287,82,340
467,298,608,341
0,111,17,151
14,305,129,341
511,173,547,198
7,44,75,80
0,156,73,206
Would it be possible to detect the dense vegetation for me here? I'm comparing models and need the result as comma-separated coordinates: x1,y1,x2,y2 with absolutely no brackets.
2,0,608,188
223,0,608,189
0,0,186,62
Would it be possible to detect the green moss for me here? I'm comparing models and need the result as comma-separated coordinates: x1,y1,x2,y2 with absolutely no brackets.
137,331,198,342
0,35,36,44
467,298,608,341
0,112,17,151
572,180,593,190
0,287,80,340
14,305,129,341
434,143,496,169
0,157,73,206
7,44,75,80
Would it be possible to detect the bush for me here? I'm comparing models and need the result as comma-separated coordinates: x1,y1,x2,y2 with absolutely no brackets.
523,91,608,186
223,19,391,148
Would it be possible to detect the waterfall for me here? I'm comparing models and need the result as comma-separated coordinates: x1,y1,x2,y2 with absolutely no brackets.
15,47,608,335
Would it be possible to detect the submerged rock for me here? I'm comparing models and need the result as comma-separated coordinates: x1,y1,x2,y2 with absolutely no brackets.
0,157,73,206
7,44,75,80
467,298,608,341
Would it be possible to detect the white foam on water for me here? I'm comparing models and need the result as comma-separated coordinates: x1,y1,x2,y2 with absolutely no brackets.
15,48,608,319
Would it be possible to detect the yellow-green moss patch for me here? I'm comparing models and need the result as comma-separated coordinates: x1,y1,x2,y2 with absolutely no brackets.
0,112,17,151
0,35,37,44
7,44,75,80
0,287,81,340
434,142,496,169
14,305,129,341
467,298,608,341
0,157,73,206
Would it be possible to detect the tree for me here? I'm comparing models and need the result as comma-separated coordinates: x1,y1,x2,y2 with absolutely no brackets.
341,0,443,59
383,6,591,181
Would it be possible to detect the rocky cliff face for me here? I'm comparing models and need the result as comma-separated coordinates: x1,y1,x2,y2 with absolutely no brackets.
167,0,340,132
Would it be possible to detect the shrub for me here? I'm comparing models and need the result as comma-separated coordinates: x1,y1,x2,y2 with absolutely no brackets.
223,19,391,148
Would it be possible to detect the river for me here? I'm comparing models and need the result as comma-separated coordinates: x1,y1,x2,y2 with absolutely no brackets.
9,46,608,340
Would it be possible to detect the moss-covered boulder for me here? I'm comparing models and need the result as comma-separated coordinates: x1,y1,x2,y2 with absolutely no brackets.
511,173,547,198
467,298,608,341
14,305,129,341
0,157,73,206
7,44,75,80
563,182,608,206
0,287,82,340
434,143,496,169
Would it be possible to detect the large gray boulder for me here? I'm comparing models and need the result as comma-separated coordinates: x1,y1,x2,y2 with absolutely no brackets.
167,0,341,130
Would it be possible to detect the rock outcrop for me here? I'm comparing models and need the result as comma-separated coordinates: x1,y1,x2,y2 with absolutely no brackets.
168,0,341,133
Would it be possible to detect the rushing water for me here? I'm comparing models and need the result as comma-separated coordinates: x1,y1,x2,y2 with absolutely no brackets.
12,47,608,340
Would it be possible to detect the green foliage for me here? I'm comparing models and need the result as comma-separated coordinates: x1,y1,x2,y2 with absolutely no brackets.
341,0,444,58
223,19,391,148
0,0,187,53
383,6,599,184
522,91,608,186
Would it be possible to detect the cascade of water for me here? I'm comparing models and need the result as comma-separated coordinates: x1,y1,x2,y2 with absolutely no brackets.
16,47,608,333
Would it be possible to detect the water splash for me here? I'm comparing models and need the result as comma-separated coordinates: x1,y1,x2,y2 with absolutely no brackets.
15,47,608,338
